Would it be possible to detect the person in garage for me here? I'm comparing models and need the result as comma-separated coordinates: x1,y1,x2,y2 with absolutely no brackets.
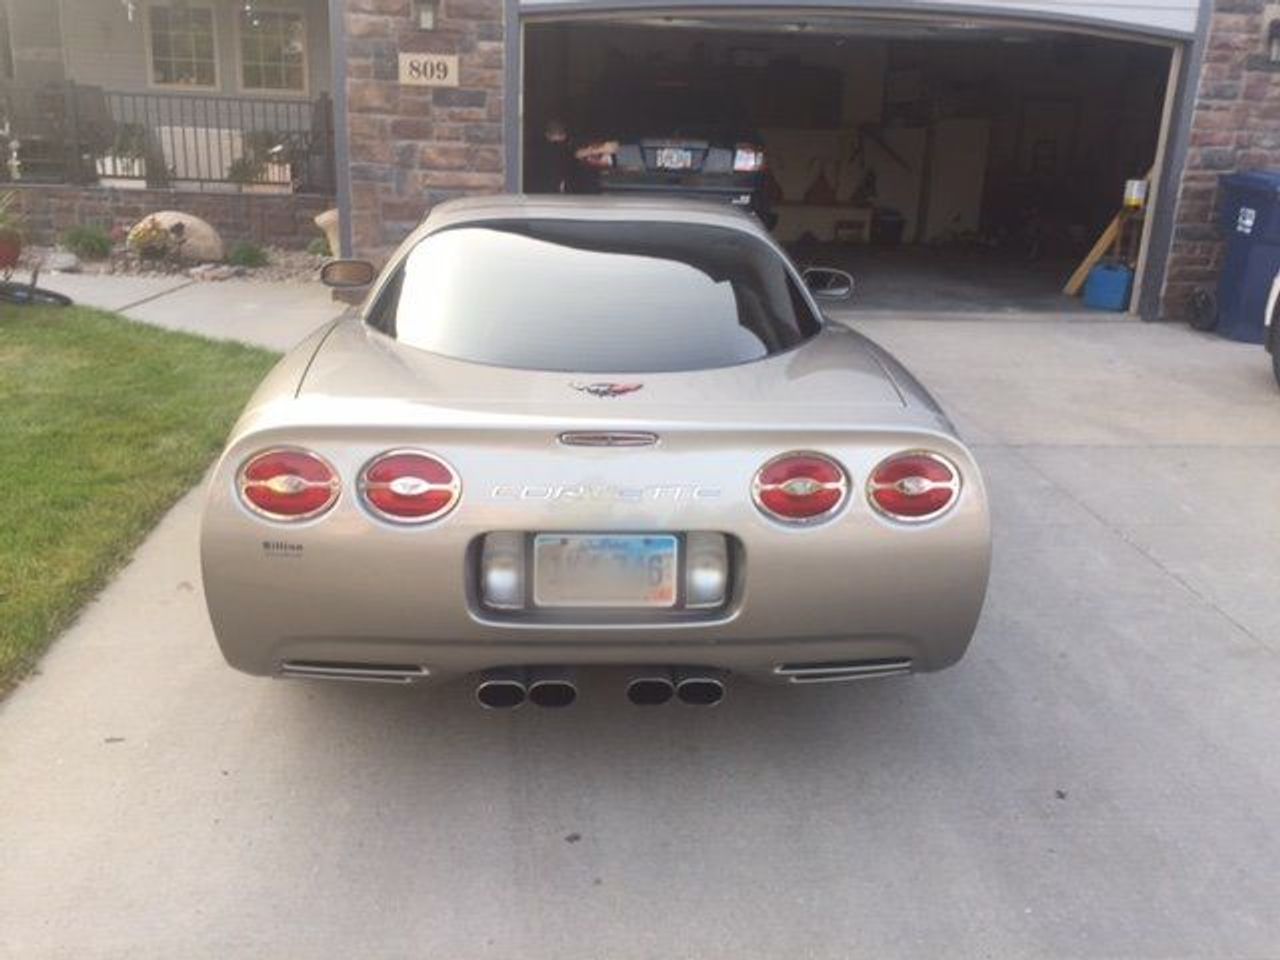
526,118,575,194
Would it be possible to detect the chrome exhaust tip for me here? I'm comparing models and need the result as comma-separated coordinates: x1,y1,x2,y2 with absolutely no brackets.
476,668,527,709
626,670,675,706
527,667,578,708
675,669,725,706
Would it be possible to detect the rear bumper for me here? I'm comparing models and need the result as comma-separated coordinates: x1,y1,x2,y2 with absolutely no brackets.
201,424,991,688
229,632,956,687
595,175,761,208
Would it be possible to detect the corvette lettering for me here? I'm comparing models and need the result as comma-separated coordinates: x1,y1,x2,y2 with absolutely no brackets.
491,483,721,502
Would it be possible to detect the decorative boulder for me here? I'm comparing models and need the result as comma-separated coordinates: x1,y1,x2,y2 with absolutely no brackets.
128,211,225,263
45,250,81,273
314,208,340,257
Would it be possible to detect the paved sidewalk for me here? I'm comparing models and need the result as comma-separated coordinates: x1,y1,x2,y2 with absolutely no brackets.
38,272,342,351
2,314,1279,959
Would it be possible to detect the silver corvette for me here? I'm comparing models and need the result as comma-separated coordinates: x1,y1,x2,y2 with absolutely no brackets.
199,196,990,707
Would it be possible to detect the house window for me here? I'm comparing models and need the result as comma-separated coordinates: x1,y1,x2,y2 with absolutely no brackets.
148,5,217,88
239,8,307,93
0,3,14,81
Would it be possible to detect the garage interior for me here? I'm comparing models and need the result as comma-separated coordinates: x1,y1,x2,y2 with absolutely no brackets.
522,15,1172,315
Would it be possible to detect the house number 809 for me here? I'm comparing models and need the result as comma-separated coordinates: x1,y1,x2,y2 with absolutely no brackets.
399,53,459,87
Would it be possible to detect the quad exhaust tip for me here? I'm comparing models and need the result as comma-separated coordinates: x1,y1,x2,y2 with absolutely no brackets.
627,674,676,706
477,666,726,708
479,668,579,709
675,670,727,706
527,667,578,708
628,668,724,706
476,668,527,709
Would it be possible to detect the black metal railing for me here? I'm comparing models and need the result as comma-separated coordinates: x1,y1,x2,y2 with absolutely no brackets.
0,82,335,195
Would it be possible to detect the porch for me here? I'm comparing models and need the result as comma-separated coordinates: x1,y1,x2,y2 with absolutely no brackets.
0,82,335,195
0,0,335,195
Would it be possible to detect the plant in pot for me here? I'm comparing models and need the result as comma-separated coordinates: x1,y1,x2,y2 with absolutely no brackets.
98,123,148,182
0,192,23,271
228,131,289,191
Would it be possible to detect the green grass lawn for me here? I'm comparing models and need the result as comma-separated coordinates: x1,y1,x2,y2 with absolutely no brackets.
0,304,278,691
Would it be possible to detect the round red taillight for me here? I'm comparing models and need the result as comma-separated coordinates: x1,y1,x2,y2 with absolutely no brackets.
752,452,848,524
359,450,460,523
238,449,339,521
868,452,960,521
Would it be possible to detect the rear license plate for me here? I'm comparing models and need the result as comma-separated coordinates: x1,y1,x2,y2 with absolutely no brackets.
655,148,693,170
533,534,678,608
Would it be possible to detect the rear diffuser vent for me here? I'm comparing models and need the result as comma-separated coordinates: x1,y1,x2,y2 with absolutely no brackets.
774,658,913,683
279,661,429,684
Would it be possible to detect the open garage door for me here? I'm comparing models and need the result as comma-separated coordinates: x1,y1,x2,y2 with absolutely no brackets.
521,14,1175,316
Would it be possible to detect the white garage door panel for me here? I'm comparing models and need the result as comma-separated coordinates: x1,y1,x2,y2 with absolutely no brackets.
518,0,1199,38
923,0,1196,35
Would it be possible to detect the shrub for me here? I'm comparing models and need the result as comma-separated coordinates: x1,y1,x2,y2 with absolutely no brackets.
0,192,21,268
307,236,332,258
0,191,22,240
228,131,278,185
61,225,113,261
227,156,265,184
226,242,269,269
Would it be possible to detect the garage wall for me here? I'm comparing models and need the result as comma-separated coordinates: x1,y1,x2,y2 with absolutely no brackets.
890,36,1168,240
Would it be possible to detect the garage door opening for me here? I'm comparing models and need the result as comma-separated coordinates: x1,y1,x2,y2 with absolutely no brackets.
521,15,1173,316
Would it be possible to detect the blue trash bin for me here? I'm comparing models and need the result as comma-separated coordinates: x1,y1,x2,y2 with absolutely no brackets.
1215,170,1280,343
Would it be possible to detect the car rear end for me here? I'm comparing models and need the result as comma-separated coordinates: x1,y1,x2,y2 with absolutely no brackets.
201,396,989,689
199,199,991,702
582,137,766,211
576,79,768,213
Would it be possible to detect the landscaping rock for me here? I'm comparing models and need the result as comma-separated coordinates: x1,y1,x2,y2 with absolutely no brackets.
44,250,81,273
314,208,340,257
28,242,325,284
188,264,245,282
128,211,225,263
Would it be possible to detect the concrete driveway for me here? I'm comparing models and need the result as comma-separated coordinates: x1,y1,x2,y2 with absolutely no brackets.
2,313,1279,959
37,272,342,351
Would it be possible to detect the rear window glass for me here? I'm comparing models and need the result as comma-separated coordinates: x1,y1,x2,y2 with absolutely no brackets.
367,219,820,373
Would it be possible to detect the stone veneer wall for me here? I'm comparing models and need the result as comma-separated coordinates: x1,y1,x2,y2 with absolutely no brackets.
1164,0,1280,319
11,184,334,250
343,0,505,259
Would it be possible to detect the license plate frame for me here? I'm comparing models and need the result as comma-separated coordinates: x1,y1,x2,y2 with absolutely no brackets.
533,534,679,609
654,147,694,170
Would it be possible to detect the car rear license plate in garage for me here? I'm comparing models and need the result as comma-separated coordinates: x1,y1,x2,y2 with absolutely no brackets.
655,148,693,170
534,534,678,608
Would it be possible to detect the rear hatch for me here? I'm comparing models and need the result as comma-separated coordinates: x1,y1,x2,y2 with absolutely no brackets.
296,319,906,427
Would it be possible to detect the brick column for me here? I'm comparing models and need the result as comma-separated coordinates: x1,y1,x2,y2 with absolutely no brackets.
1164,0,1280,320
343,0,506,260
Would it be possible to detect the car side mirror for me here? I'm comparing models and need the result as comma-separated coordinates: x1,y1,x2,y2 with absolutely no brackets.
320,259,377,289
802,267,855,302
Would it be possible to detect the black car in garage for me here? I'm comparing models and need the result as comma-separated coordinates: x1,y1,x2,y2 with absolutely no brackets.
572,76,771,222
